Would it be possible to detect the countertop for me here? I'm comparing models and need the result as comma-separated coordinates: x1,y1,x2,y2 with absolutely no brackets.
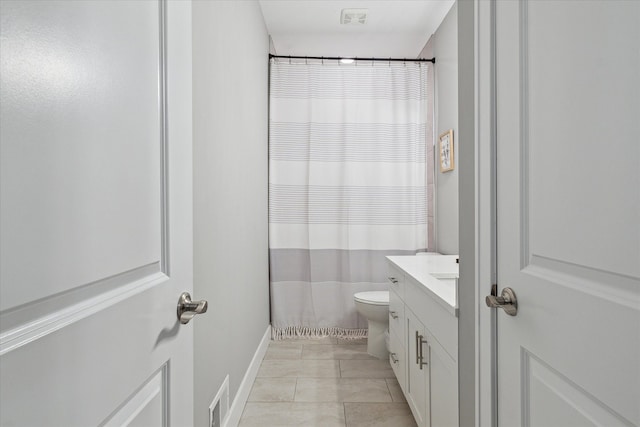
386,254,459,314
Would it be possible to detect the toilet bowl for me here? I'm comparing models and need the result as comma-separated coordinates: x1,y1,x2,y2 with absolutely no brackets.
354,291,389,359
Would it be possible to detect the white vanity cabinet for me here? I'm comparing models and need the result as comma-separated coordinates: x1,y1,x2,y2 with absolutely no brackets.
387,256,459,427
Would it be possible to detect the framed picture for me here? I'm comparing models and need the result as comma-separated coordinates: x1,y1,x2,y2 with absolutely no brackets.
439,129,454,172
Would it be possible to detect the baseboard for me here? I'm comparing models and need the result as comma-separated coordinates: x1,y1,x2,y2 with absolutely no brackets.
224,324,271,427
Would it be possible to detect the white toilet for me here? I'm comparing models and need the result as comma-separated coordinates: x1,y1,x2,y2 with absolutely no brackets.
354,291,389,359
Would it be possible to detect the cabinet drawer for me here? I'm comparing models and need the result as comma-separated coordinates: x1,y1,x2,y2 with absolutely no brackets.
387,262,405,298
388,289,405,346
389,331,406,394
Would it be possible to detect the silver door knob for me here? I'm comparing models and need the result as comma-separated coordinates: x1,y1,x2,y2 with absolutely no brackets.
485,287,518,316
177,292,208,324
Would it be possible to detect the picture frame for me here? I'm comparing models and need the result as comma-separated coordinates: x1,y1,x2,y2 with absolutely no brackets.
439,129,454,172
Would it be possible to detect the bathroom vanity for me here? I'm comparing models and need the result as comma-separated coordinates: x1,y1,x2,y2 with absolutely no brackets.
386,255,459,427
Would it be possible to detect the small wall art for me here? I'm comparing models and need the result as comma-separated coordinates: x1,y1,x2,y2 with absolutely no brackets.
439,129,454,172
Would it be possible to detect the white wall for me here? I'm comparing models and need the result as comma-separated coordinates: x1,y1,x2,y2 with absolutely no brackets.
192,2,270,426
434,2,459,255
418,38,436,251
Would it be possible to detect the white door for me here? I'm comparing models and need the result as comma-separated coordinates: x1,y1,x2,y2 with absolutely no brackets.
0,1,195,426
494,1,640,426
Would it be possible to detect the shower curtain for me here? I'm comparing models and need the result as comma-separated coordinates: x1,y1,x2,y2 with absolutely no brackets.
269,59,432,339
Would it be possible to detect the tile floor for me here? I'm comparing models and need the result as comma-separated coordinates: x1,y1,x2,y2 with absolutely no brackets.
238,337,418,427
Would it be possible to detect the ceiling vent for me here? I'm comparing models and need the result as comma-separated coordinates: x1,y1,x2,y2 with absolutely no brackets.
340,9,368,25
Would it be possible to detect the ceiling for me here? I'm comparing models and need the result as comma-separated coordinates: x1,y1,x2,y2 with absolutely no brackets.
258,0,454,58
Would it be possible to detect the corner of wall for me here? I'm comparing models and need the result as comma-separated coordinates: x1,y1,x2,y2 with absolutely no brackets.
418,34,435,59
433,1,459,255
192,1,271,426
224,325,271,427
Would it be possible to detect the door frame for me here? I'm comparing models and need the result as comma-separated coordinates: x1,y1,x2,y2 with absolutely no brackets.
458,0,497,426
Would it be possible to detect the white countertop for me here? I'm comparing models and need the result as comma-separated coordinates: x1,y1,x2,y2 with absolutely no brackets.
387,255,459,314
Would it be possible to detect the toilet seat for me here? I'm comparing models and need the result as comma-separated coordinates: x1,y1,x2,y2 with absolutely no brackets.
354,291,389,306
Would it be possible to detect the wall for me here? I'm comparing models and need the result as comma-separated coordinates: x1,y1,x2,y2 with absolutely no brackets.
269,35,277,55
417,38,436,251
433,2,459,255
192,2,270,426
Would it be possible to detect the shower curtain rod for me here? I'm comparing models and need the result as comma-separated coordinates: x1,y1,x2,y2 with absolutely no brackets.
269,54,436,64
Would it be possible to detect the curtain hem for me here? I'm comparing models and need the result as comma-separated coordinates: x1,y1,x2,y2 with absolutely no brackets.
271,326,368,340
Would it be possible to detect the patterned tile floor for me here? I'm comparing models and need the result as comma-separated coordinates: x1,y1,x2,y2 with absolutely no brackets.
238,337,418,427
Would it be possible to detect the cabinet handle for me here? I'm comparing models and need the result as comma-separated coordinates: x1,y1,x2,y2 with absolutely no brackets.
388,276,398,284
415,331,420,365
389,311,399,319
390,352,399,364
418,335,429,370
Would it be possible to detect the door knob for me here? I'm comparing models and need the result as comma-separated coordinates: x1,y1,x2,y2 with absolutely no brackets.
485,287,517,316
177,292,208,324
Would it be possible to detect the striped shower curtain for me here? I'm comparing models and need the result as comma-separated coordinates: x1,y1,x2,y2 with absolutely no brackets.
269,59,431,339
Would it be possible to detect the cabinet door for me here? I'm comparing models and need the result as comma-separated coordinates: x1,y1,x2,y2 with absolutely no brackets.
429,336,458,427
406,308,430,427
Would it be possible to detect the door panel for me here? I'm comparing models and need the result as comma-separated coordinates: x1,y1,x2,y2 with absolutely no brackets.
103,367,167,427
0,0,163,311
495,1,639,426
0,1,193,425
524,1,639,279
523,352,630,427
